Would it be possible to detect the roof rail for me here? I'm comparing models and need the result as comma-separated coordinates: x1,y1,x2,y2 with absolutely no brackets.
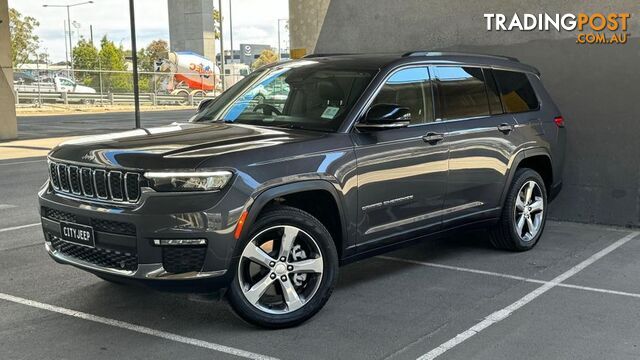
302,53,354,58
401,51,520,63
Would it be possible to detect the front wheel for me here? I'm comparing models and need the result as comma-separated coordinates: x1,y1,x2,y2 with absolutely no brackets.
227,206,338,328
489,168,547,251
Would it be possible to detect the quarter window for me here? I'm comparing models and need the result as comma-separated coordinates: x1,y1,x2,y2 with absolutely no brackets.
434,66,490,120
493,70,539,113
371,67,433,125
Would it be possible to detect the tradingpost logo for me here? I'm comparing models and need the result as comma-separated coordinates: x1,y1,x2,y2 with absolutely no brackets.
484,13,631,44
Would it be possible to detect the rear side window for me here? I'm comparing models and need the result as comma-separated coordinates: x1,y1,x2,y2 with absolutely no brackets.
434,66,490,120
493,70,539,113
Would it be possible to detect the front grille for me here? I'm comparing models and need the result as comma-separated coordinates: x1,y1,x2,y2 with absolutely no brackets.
49,234,138,271
162,247,206,274
44,207,77,222
43,207,136,236
49,161,142,203
91,218,136,236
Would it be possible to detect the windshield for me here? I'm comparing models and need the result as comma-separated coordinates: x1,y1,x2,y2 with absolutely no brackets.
190,60,375,132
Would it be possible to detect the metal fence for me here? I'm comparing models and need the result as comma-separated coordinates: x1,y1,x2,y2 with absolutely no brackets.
12,67,248,107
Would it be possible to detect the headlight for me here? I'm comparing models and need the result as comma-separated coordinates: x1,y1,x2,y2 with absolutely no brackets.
144,171,232,192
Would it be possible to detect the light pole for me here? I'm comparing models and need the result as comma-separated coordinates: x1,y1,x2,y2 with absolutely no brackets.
218,0,225,91
43,1,94,79
277,19,288,60
228,0,233,64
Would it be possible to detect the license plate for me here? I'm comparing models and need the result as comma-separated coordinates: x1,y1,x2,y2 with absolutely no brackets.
60,222,95,247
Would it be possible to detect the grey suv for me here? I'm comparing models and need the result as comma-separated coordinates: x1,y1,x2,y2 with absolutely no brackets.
39,52,566,328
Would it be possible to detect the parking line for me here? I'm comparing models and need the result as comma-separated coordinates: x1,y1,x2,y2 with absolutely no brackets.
0,292,279,360
379,255,640,300
0,223,41,233
416,231,640,360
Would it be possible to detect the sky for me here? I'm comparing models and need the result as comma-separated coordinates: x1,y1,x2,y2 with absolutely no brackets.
9,0,289,63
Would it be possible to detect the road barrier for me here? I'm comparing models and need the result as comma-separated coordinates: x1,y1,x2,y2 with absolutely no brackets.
14,91,213,107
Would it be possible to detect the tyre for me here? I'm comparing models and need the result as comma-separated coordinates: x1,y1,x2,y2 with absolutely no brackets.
489,168,547,251
227,206,338,328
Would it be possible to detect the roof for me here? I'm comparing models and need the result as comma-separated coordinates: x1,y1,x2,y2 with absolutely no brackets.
296,51,540,75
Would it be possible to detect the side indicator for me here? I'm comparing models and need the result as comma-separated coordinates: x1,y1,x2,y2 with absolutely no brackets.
554,116,565,128
234,210,249,240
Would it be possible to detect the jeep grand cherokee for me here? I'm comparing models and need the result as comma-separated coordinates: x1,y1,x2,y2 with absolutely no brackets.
39,51,566,328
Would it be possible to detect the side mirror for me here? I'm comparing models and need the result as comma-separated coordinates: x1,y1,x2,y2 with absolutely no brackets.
197,98,214,112
356,103,411,130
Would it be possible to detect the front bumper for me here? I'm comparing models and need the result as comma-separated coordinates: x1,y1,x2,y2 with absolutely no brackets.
38,178,251,289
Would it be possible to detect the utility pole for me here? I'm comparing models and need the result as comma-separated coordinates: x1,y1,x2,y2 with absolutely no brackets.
63,21,69,73
228,0,233,64
277,19,288,60
218,0,225,91
90,24,94,46
129,0,141,128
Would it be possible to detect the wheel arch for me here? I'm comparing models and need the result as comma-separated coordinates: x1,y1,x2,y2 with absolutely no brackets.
500,148,553,209
239,180,349,258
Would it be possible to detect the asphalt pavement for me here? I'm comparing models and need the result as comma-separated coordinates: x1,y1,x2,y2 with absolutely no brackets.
16,109,196,140
1,156,640,359
1,112,640,359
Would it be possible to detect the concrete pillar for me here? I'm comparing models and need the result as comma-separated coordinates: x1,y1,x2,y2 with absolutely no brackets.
0,0,17,140
168,0,216,60
288,0,331,57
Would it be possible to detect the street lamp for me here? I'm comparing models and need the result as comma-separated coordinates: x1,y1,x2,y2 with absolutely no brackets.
43,1,94,78
277,19,288,60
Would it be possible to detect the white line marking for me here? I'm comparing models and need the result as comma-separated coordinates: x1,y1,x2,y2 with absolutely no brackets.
0,292,278,360
377,256,547,284
416,231,640,360
0,204,17,210
379,255,640,300
0,223,41,233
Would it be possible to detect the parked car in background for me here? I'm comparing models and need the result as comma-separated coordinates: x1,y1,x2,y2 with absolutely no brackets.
39,52,565,328
14,75,96,94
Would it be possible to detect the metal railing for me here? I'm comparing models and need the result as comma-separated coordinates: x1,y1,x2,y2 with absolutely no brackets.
14,90,213,106
12,67,249,107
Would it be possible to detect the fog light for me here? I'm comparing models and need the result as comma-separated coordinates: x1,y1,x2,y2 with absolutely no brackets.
153,239,207,246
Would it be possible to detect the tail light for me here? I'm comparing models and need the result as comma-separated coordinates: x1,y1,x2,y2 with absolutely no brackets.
554,116,565,128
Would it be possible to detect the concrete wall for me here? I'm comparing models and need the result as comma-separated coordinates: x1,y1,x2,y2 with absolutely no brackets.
0,0,17,140
294,0,640,226
168,0,216,59
289,0,331,56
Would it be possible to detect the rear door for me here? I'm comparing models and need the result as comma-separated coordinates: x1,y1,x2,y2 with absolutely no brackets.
353,66,449,247
434,66,518,227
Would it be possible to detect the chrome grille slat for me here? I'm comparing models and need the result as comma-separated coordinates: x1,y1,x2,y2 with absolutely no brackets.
48,161,141,204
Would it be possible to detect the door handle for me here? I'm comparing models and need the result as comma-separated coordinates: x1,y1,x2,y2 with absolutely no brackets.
422,132,444,144
497,123,513,133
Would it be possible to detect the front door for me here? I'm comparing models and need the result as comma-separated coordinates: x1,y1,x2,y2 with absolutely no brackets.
353,66,449,247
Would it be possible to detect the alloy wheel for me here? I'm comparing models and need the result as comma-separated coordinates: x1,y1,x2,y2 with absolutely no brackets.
237,225,324,315
514,180,544,242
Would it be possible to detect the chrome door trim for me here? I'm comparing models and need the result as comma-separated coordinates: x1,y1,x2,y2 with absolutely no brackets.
364,201,483,235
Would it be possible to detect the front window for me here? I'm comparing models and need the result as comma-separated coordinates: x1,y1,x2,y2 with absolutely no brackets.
192,61,375,132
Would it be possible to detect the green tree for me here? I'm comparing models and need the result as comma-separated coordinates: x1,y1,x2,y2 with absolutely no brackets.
252,49,278,70
98,36,131,92
136,39,169,92
9,8,40,67
72,38,99,87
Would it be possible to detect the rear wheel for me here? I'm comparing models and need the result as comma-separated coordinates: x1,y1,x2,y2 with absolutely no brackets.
489,168,547,251
227,206,338,328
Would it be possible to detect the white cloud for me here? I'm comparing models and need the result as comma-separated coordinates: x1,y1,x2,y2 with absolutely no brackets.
9,0,288,63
